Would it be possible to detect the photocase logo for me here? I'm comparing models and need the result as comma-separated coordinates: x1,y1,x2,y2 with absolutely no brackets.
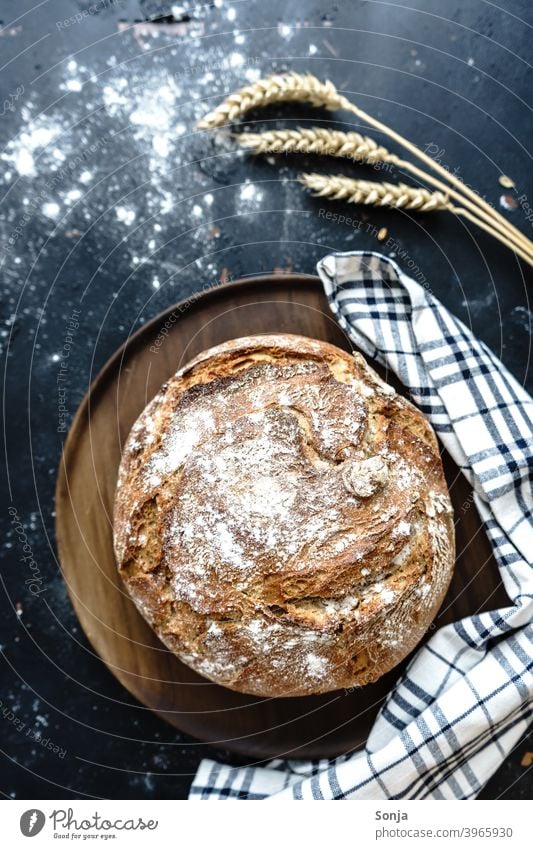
20,809,46,837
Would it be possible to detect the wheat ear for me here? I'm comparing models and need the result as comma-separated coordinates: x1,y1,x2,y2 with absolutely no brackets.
238,127,533,263
236,128,394,165
198,74,532,264
301,174,533,265
300,174,450,211
197,73,344,130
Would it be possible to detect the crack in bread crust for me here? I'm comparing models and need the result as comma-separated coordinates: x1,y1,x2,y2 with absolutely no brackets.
114,334,455,697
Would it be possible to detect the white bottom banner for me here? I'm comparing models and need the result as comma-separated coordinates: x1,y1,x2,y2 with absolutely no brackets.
2,799,529,848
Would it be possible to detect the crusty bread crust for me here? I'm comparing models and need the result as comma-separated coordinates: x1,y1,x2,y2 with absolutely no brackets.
114,334,455,697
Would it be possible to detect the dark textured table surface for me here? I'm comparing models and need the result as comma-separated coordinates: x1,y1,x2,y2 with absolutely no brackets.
1,0,531,800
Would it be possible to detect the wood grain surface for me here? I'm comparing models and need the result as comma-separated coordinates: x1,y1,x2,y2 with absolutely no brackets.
55,274,508,760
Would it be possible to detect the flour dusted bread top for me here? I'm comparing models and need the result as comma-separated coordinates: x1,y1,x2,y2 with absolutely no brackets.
113,334,454,697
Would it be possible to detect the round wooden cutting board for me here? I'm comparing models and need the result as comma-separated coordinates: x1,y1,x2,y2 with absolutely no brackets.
55,274,507,760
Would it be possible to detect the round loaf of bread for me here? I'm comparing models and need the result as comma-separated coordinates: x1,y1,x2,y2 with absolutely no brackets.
114,334,454,697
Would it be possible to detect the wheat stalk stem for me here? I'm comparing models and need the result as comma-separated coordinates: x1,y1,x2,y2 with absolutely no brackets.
300,174,533,265
238,128,533,261
198,74,532,264
338,91,532,264
396,157,533,258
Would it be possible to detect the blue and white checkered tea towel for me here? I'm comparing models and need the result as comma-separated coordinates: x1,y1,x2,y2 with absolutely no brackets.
189,251,533,800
